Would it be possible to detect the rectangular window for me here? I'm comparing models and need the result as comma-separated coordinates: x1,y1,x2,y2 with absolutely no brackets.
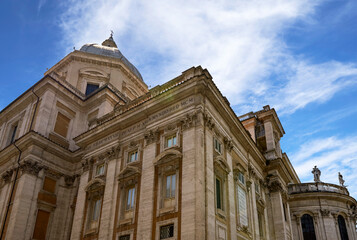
96,164,105,176
166,135,177,148
165,174,176,198
214,138,222,154
119,235,130,240
92,199,101,221
32,210,50,240
216,178,222,210
43,177,56,193
237,185,248,226
53,112,70,138
9,124,18,144
160,224,174,239
85,83,99,96
238,172,245,185
128,150,138,163
126,187,135,210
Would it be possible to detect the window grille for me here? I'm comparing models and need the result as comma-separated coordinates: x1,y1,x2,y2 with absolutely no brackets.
160,224,174,239
119,235,130,240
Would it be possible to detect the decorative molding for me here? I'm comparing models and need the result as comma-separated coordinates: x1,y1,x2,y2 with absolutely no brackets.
44,168,63,179
214,156,231,174
223,137,234,152
267,180,284,193
118,165,141,182
85,178,105,194
153,148,182,166
181,112,198,130
144,129,159,145
82,158,92,172
320,209,330,217
2,169,14,183
20,160,43,176
203,114,215,131
248,163,257,179
64,175,77,187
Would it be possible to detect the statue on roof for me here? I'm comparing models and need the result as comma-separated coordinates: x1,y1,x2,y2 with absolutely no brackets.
338,172,345,186
312,166,321,182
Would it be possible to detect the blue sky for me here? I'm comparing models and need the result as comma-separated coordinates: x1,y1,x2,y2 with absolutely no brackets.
0,0,356,197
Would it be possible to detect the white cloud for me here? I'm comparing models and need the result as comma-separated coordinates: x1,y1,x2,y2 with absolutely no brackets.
58,0,357,115
290,135,357,198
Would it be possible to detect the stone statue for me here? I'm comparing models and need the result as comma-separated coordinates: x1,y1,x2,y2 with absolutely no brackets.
338,172,345,186
312,166,321,182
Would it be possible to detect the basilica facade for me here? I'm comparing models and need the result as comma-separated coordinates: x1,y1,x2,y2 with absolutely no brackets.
0,35,356,240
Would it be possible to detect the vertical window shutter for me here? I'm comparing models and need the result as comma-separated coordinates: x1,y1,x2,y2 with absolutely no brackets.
54,112,70,137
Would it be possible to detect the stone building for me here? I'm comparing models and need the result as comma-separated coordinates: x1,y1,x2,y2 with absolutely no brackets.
0,35,356,240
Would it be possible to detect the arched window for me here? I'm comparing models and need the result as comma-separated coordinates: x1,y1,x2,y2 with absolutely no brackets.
338,215,349,240
301,214,316,240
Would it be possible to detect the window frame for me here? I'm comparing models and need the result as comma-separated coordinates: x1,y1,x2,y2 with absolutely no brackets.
165,135,177,149
9,123,18,144
160,127,180,152
85,83,100,96
53,111,72,139
125,186,136,211
95,163,105,176
165,173,176,199
214,138,222,154
236,171,249,228
155,219,178,240
301,214,317,240
87,196,102,231
127,150,139,164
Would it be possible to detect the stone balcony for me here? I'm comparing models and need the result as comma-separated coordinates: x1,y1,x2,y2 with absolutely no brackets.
288,182,349,196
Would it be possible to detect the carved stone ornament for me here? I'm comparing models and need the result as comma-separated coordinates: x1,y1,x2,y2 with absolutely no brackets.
203,113,215,131
2,169,14,183
20,160,43,176
268,180,284,193
144,129,159,145
64,175,77,186
320,209,330,217
99,145,121,161
181,112,198,130
81,158,91,172
248,163,257,179
223,137,234,152
241,225,250,235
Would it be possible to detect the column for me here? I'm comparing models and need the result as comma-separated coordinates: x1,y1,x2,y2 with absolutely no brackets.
98,158,118,239
136,140,156,240
70,170,89,239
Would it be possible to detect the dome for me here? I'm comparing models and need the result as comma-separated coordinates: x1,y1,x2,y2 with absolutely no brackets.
79,36,143,81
